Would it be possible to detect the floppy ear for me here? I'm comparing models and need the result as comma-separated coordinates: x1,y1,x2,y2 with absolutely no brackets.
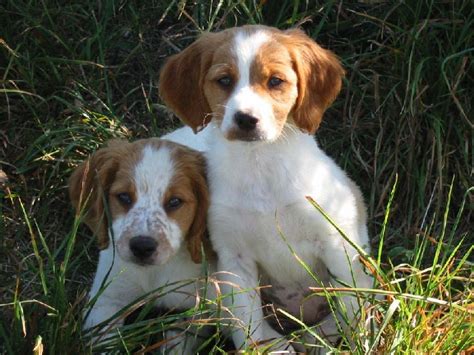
69,143,122,249
185,154,210,264
284,29,345,134
159,32,218,132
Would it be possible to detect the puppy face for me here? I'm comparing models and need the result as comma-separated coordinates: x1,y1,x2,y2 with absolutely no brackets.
69,139,209,265
160,25,344,141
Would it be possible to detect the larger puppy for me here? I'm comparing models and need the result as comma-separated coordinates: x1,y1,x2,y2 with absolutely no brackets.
160,25,374,351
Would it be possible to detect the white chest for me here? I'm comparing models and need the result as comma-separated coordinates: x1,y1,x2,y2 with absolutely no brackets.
165,126,361,282
210,200,336,286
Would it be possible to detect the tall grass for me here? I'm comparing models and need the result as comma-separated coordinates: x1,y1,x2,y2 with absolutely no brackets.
1,0,472,353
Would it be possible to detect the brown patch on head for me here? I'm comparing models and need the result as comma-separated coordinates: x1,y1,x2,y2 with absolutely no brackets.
202,40,239,124
162,142,210,263
69,139,141,249
248,36,300,134
159,30,234,132
280,28,345,134
241,25,344,136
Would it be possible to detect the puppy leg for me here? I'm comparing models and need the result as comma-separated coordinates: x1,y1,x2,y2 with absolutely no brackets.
260,319,297,352
217,256,295,352
84,300,127,331
162,329,199,355
295,312,342,354
84,250,142,336
319,233,374,344
83,290,138,353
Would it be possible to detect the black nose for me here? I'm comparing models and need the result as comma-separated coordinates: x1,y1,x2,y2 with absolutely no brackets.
234,112,259,131
129,236,157,259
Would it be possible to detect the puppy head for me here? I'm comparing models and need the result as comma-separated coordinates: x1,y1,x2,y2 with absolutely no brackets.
159,25,344,141
69,139,209,265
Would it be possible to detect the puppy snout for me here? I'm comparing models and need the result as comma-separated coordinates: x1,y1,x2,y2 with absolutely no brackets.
129,236,157,259
234,112,259,131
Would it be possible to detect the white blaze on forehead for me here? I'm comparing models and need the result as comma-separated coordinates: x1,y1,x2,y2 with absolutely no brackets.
134,144,174,199
233,30,270,85
221,29,279,140
112,143,182,264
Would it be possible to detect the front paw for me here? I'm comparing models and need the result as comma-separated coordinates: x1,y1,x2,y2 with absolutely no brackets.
82,304,125,348
162,329,197,355
262,343,296,354
260,324,296,353
269,344,297,354
251,340,296,354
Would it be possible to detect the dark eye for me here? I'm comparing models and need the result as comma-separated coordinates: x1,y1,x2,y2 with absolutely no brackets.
117,192,132,206
166,197,183,211
217,76,232,87
268,76,284,88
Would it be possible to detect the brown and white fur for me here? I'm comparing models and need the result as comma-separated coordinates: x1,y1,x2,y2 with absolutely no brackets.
159,25,375,352
69,138,212,353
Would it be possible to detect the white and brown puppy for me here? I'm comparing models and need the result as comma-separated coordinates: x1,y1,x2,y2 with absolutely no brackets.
160,25,375,351
69,138,212,352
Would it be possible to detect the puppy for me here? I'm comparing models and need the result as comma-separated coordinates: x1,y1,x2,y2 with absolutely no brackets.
69,138,212,353
160,25,375,351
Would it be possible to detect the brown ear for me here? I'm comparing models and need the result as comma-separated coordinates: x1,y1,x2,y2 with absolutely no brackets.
185,154,210,264
159,32,219,132
69,143,122,249
284,29,345,134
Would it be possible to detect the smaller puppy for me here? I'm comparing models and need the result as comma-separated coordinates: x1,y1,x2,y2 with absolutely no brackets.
69,138,212,353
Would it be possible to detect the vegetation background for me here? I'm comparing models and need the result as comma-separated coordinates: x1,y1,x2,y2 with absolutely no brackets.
0,0,472,353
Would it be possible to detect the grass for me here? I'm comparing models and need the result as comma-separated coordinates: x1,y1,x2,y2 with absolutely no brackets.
0,0,472,353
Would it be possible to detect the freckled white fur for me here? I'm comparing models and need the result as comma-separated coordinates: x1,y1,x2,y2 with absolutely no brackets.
221,30,279,140
112,145,181,263
135,145,174,197
164,28,374,351
84,143,213,353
